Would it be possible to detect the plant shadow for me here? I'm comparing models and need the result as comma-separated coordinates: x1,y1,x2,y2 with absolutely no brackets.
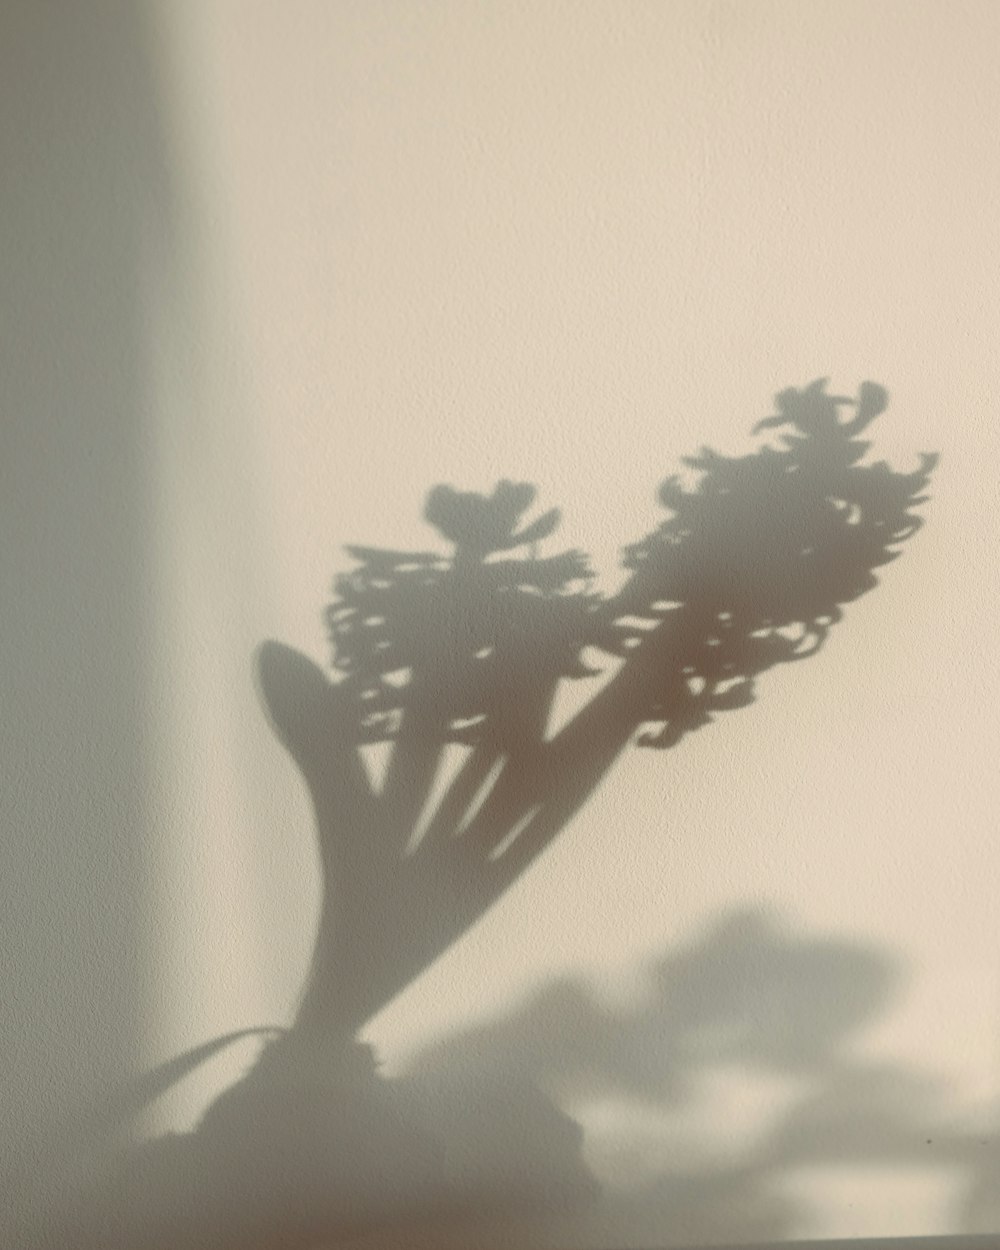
24,381,980,1249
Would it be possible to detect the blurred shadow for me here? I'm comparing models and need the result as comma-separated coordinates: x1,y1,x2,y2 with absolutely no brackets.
344,911,995,1248
0,2,176,1243
35,381,953,1247
396,907,941,1247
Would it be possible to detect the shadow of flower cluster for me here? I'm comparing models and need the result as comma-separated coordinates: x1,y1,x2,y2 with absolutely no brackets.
328,481,596,748
327,380,934,766
608,379,935,747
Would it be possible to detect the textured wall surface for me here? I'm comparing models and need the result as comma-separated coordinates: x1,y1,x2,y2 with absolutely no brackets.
4,2,1000,1243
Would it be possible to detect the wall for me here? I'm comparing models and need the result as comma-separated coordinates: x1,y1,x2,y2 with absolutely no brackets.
4,1,1000,1244
1,0,167,1235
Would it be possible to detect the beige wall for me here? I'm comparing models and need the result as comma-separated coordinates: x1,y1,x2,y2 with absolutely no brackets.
6,1,1000,1242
